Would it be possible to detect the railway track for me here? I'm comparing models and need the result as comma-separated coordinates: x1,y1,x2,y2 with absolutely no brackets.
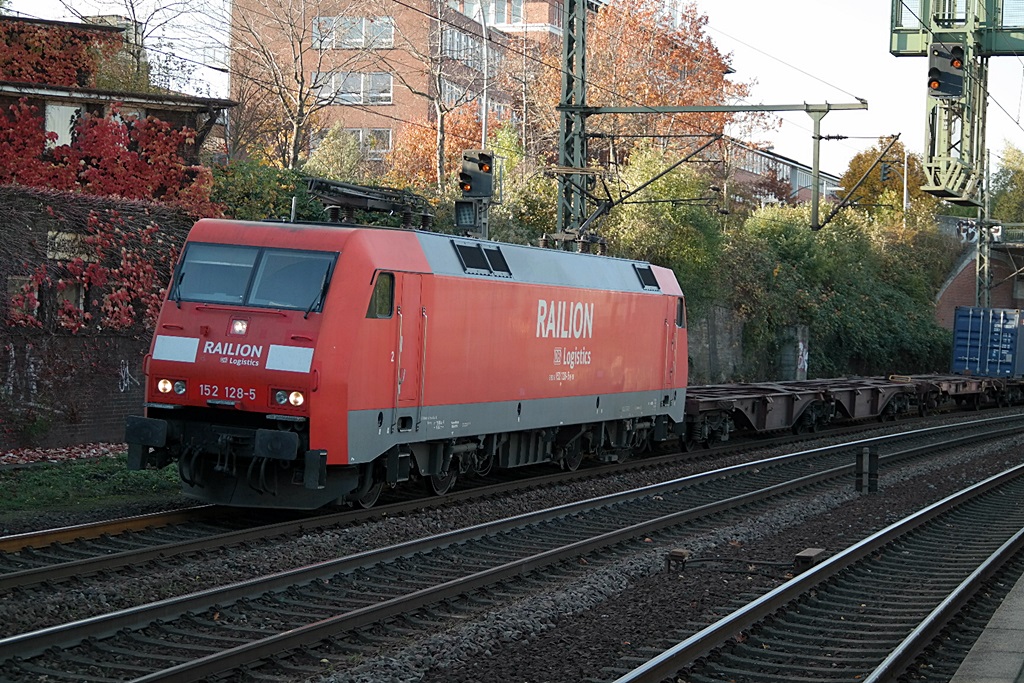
607,462,1024,683
1,415,1021,681
0,414,1010,596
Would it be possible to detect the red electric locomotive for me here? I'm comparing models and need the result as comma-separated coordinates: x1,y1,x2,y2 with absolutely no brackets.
126,217,688,509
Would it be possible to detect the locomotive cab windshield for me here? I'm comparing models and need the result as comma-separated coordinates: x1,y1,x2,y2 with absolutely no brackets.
174,243,337,312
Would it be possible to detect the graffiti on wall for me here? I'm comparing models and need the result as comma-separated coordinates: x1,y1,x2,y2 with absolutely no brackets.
118,359,140,392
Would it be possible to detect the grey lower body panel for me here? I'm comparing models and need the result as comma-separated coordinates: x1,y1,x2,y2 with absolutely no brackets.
347,388,686,465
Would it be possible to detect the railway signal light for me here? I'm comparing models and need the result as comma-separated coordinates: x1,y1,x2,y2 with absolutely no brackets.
459,149,494,197
880,162,892,182
928,42,965,99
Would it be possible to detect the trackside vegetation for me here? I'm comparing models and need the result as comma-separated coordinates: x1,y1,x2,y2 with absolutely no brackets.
0,454,180,517
565,142,959,381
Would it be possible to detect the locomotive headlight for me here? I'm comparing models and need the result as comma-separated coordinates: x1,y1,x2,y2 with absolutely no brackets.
230,319,248,335
274,390,305,407
157,379,173,393
173,380,187,395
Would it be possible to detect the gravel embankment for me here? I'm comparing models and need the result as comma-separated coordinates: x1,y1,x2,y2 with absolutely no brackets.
331,437,1024,683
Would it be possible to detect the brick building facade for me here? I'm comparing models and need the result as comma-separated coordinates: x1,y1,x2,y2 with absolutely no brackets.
935,229,1024,329
229,0,563,160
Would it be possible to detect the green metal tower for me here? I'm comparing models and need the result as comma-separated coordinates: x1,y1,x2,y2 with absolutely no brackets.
891,0,1024,206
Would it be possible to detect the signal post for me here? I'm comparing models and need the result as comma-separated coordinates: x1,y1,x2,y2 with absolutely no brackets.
455,149,494,240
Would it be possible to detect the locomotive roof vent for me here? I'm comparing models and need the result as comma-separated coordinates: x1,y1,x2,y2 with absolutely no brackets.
452,241,513,279
634,264,661,291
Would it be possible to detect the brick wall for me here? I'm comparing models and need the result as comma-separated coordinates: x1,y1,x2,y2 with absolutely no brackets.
0,185,192,450
1,335,149,448
935,249,1022,329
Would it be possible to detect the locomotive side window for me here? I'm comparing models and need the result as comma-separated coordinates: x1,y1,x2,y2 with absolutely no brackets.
676,298,686,328
174,244,336,311
366,272,394,318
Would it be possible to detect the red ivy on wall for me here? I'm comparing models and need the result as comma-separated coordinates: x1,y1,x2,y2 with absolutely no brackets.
0,20,122,88
0,100,221,217
6,203,185,332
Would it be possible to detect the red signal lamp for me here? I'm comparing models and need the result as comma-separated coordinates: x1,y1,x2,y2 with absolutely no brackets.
950,45,965,69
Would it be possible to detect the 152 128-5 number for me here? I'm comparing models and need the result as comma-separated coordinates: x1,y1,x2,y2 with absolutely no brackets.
199,384,257,400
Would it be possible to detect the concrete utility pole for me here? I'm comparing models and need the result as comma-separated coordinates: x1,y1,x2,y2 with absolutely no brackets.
554,0,866,238
556,102,866,236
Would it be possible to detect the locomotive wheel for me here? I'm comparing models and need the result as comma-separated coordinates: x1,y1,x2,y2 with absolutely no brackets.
427,469,458,496
355,481,384,509
563,445,584,471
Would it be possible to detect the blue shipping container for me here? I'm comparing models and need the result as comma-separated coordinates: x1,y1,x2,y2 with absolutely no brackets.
951,306,1024,377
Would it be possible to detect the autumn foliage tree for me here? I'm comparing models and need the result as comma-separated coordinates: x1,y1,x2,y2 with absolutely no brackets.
528,0,756,164
385,107,487,193
836,136,938,214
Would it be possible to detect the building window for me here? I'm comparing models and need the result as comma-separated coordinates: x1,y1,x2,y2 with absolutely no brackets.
344,128,393,160
337,73,364,103
314,16,394,49
56,280,86,314
45,103,82,148
442,28,483,71
343,128,364,148
510,0,523,22
440,78,466,106
491,0,507,23
6,276,39,322
364,17,395,48
337,17,363,47
315,72,393,105
365,73,393,103
365,129,392,160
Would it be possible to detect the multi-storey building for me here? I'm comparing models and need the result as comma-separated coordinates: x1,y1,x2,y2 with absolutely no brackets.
230,0,565,161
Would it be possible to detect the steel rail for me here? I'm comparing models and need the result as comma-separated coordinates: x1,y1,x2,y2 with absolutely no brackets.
5,415,1009,592
0,506,216,553
610,462,1024,683
2,417,1015,679
1,416,1021,680
863,526,1024,682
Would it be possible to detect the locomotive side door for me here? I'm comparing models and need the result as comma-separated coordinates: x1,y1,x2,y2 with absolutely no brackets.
664,297,684,388
395,274,424,417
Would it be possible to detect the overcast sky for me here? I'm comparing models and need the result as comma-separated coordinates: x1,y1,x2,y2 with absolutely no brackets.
8,0,1024,176
690,0,1024,176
